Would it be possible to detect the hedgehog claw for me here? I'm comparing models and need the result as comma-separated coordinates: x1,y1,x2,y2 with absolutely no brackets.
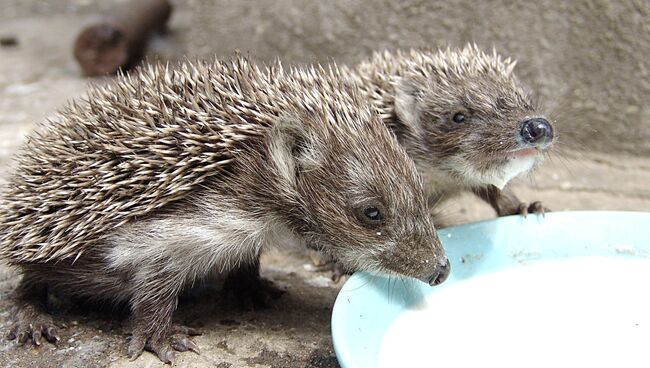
528,201,547,216
129,324,200,363
170,334,200,354
307,250,349,283
517,201,549,218
518,202,529,218
6,324,18,340
17,330,29,345
127,333,147,361
32,329,42,346
147,340,175,364
44,326,60,343
331,264,348,284
7,308,59,347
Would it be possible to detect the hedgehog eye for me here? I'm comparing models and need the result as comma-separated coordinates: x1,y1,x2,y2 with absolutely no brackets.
364,207,382,221
452,112,466,123
354,202,386,228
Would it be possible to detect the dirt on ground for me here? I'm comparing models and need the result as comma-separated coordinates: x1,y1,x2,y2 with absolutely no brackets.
0,2,649,368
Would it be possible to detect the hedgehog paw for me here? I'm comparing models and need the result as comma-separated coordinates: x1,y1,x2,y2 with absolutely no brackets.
223,260,285,309
6,306,60,346
170,334,200,354
127,333,147,361
239,278,284,310
146,338,176,364
308,250,335,267
330,263,349,284
128,325,201,363
307,250,349,283
225,276,285,310
518,201,549,218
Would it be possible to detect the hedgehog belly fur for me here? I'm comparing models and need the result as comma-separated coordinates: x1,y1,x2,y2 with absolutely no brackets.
105,194,303,288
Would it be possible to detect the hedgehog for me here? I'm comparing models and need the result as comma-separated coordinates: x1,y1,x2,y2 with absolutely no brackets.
347,44,554,218
0,57,450,363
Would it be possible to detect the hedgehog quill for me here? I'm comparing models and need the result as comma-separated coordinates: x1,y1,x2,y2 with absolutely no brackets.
0,57,449,363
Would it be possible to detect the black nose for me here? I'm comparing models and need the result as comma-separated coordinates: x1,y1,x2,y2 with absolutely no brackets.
428,259,451,286
520,118,553,146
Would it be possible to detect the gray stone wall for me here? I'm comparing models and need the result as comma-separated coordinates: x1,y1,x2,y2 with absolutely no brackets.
2,0,649,156
181,0,650,156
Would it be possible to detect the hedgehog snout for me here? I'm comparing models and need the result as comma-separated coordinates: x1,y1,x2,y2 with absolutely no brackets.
520,117,553,148
426,258,451,286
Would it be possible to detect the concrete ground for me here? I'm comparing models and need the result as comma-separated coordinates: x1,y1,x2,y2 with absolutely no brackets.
0,6,649,368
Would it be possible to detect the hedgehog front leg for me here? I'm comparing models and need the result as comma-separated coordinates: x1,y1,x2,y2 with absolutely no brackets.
127,267,200,363
222,257,284,309
6,275,60,346
474,185,548,217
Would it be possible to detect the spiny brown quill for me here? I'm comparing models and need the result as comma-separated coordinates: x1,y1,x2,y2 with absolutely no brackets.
0,57,356,263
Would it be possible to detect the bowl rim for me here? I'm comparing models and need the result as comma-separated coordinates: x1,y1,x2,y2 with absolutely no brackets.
331,210,650,368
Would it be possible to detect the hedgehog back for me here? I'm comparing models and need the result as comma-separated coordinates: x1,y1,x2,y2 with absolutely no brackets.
0,58,280,263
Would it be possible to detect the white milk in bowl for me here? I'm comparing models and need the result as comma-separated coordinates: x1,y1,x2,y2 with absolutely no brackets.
379,257,650,368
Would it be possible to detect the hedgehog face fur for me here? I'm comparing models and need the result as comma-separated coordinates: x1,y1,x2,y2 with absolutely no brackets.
258,87,449,284
269,114,448,284
356,45,554,192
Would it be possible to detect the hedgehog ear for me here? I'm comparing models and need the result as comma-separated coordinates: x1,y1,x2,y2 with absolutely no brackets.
269,117,321,184
395,78,425,133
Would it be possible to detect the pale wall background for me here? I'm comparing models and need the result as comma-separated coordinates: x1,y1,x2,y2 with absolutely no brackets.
2,0,649,156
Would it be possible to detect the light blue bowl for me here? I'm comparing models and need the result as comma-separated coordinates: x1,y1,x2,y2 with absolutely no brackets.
331,211,650,368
